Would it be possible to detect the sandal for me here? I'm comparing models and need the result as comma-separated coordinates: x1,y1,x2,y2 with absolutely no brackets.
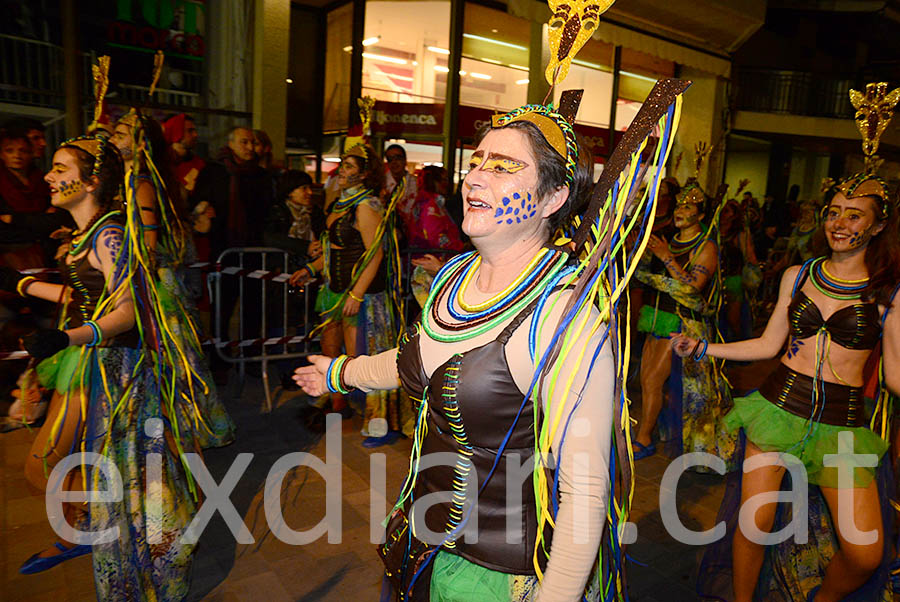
633,441,656,460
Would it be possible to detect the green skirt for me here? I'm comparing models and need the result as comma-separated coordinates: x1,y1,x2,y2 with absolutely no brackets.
637,304,681,338
430,551,538,602
315,285,359,327
36,346,86,393
724,390,889,488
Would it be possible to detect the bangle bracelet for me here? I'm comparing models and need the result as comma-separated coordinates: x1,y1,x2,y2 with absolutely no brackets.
693,339,708,361
689,338,701,359
16,276,36,297
304,263,316,277
326,355,353,394
348,290,364,303
84,320,103,348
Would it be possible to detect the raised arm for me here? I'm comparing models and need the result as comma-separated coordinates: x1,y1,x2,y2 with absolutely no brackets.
673,264,799,362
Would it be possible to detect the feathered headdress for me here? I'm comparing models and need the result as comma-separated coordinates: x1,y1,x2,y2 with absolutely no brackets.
342,96,375,161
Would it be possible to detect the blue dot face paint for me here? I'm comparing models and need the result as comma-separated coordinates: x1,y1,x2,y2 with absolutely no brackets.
497,191,535,224
823,196,883,252
58,179,83,201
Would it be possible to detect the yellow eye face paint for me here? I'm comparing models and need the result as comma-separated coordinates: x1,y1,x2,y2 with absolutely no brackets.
467,152,484,171
482,157,527,174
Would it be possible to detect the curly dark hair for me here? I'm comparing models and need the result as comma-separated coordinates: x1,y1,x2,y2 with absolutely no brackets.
343,147,385,193
475,120,594,232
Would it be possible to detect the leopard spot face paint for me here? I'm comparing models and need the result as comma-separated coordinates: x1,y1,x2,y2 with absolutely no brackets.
58,179,83,201
496,192,536,224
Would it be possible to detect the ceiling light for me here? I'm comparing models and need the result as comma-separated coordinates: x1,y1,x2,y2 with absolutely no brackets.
481,58,502,65
515,78,529,85
459,70,467,76
470,72,491,80
427,46,450,55
462,33,527,51
434,65,450,73
343,45,352,52
323,157,341,163
362,36,380,46
388,74,414,82
286,78,293,83
363,52,407,65
508,64,529,71
621,69,658,83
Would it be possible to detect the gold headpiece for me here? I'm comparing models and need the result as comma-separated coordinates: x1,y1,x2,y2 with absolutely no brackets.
545,0,615,85
117,51,166,130
491,104,579,184
676,183,705,207
90,56,111,129
342,96,375,160
849,82,900,174
61,135,111,177
693,141,710,179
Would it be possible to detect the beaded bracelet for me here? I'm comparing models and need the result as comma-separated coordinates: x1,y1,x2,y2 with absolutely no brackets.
326,355,353,394
16,276,37,298
693,339,708,361
347,290,364,303
84,320,103,348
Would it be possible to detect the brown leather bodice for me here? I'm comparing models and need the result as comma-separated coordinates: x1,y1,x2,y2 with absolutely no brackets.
395,299,552,575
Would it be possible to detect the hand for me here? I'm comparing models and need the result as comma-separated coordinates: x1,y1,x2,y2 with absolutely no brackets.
411,254,443,274
307,240,322,259
646,234,671,260
289,269,312,287
343,295,361,317
670,333,698,358
22,329,69,360
293,354,332,396
0,266,24,293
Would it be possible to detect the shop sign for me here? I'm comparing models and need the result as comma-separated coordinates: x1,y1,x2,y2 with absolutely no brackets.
371,101,639,160
108,0,206,58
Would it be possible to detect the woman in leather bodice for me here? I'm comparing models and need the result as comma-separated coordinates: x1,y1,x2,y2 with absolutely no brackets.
291,149,412,446
676,175,900,601
293,108,618,601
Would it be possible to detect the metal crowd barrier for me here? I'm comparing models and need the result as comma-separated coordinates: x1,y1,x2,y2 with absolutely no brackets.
208,246,464,412
209,247,314,412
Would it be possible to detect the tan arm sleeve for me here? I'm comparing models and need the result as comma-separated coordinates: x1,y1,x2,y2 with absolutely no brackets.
343,348,401,392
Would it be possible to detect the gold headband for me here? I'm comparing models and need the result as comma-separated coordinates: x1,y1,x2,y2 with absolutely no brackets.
676,184,705,206
491,104,578,184
61,136,107,176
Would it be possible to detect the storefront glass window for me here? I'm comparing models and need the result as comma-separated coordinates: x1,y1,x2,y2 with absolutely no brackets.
362,0,450,103
323,2,354,132
460,3,529,110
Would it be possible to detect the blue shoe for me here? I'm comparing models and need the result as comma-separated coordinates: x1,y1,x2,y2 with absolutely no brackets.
633,441,656,460
19,542,91,574
362,430,402,448
806,585,820,602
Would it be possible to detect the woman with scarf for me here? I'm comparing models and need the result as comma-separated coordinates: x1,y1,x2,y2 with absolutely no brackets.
683,174,900,601
290,145,412,447
1,135,205,600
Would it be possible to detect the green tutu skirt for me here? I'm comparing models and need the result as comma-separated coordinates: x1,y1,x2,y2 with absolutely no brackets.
315,285,359,327
724,390,889,488
36,346,88,393
430,551,538,602
637,304,681,338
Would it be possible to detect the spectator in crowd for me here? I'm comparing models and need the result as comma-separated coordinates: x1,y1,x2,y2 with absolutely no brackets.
163,113,205,200
2,117,48,168
265,170,324,261
193,126,273,363
0,128,49,215
401,165,465,308
253,129,276,171
0,128,51,274
383,143,417,220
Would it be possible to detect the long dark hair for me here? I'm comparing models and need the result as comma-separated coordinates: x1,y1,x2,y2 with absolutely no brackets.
861,196,900,306
344,147,384,193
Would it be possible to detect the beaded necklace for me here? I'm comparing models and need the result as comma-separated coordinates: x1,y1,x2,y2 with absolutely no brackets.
422,247,570,342
810,256,868,300
667,229,703,257
330,186,372,214
66,211,122,320
68,210,122,256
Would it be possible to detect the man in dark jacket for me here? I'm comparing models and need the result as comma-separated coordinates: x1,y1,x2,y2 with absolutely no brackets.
193,126,274,360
